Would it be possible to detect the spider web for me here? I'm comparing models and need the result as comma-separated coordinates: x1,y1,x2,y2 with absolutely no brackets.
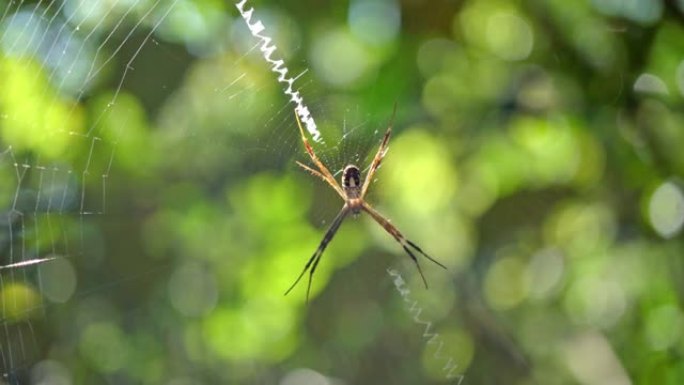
0,0,371,379
0,1,447,383
0,0,210,380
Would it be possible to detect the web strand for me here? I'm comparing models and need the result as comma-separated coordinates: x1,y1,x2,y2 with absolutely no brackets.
0,0,181,379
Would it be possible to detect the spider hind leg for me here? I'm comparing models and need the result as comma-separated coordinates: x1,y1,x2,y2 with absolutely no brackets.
361,202,447,289
402,245,429,289
406,239,447,270
284,207,349,303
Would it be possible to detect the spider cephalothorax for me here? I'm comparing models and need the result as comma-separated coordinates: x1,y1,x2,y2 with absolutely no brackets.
287,106,447,302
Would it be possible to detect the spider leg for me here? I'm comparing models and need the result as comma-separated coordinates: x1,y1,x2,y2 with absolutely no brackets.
294,111,346,198
362,202,446,289
284,206,349,303
296,161,346,199
405,239,447,270
361,103,397,199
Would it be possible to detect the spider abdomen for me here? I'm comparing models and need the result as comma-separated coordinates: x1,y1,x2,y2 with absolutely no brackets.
342,164,361,195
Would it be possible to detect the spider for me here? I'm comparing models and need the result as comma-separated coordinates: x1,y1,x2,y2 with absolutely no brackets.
285,106,447,302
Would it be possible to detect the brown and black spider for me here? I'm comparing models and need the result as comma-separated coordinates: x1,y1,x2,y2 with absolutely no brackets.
285,106,447,302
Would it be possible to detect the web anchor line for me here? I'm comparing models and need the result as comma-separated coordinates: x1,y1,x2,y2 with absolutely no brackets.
234,0,323,142
387,268,466,384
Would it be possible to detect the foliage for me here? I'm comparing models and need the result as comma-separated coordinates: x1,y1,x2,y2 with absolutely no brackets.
1,0,683,384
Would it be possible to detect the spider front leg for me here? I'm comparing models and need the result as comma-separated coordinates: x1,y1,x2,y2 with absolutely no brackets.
296,161,345,200
362,202,446,289
285,206,349,303
361,103,396,199
294,111,346,198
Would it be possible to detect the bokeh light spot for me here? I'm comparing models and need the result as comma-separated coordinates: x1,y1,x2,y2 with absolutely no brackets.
416,38,460,77
422,74,463,117
648,181,684,238
484,256,528,310
168,262,218,317
1,5,100,96
280,368,331,385
163,0,212,43
634,73,669,95
381,130,457,214
31,360,72,385
41,256,77,303
645,304,683,351
79,322,129,373
0,57,84,158
459,3,533,61
563,331,631,385
486,12,533,61
573,21,617,70
159,0,228,55
566,276,626,328
203,299,296,362
348,0,401,46
0,10,45,58
91,91,154,176
545,202,616,257
63,0,112,28
0,282,41,321
310,28,373,88
527,248,565,300
600,0,663,24
510,117,581,185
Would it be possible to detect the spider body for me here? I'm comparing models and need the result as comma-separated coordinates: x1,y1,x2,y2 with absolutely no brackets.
287,106,447,302
342,165,362,213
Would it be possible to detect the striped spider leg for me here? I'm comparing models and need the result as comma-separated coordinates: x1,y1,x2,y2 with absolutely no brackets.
285,107,446,303
293,113,345,199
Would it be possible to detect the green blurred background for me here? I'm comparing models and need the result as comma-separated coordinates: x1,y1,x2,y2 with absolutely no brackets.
1,0,684,384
